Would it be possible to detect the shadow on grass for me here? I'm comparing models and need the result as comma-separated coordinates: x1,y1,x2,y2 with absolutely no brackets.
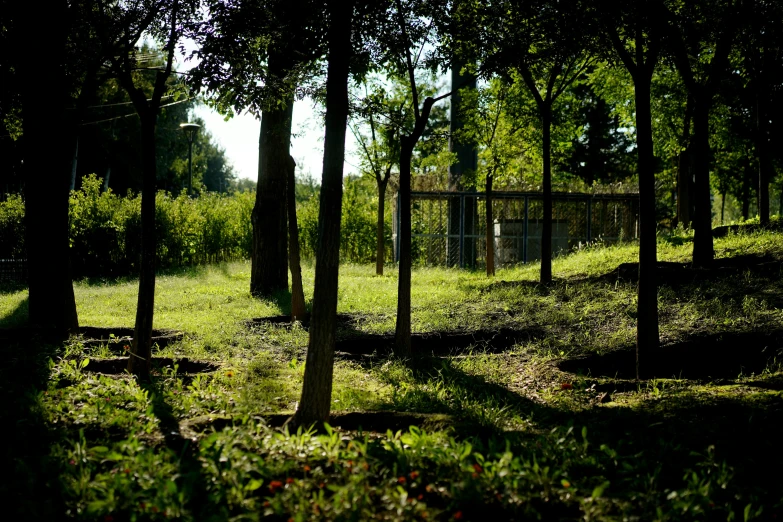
0,336,63,520
558,329,783,380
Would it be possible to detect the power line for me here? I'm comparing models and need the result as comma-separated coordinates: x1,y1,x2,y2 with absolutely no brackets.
79,97,195,126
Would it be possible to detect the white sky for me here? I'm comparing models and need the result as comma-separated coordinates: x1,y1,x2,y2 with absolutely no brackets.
178,39,361,182
191,98,362,182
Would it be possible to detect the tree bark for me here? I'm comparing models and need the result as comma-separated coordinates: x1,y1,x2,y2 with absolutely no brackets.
395,137,415,357
18,0,79,335
540,105,553,283
634,76,660,381
485,173,495,277
394,97,438,357
128,113,158,377
293,0,352,427
676,98,693,227
691,98,714,268
376,178,388,275
251,85,294,297
756,94,772,226
286,156,306,321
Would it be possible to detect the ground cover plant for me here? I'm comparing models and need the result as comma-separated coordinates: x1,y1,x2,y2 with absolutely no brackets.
1,228,782,520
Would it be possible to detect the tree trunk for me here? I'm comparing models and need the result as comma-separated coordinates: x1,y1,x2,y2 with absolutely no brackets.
292,0,352,427
286,155,306,321
19,1,79,335
691,98,714,268
741,163,751,220
485,173,495,277
720,189,726,224
540,105,553,284
676,99,693,227
394,97,438,357
251,86,294,297
395,137,415,357
756,94,772,226
128,113,158,378
634,76,660,380
376,179,388,275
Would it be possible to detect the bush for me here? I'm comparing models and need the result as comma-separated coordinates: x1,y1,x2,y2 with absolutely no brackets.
0,173,393,277
0,193,25,259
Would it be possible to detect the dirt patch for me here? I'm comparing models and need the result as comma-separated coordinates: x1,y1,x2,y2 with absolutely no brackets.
558,330,783,380
182,411,454,435
84,357,219,375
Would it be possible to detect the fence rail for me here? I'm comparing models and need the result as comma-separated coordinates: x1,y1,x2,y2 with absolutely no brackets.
393,191,640,268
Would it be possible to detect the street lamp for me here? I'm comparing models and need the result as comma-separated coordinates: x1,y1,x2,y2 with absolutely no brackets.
179,122,200,195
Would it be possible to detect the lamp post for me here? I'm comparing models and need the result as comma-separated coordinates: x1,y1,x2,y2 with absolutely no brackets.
179,122,200,195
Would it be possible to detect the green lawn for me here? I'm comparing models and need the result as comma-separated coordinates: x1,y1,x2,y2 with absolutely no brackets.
1,229,782,520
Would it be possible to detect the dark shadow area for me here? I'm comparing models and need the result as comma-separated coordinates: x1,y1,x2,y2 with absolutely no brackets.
600,255,782,286
84,356,220,375
713,219,783,237
0,295,28,328
247,313,544,360
0,337,64,520
78,326,185,350
558,329,783,379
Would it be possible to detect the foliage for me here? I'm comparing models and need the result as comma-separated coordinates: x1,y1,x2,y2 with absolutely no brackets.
65,175,255,277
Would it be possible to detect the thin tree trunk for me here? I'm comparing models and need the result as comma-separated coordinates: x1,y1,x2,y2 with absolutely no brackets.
676,98,693,227
286,155,306,321
251,86,294,297
394,97,438,357
376,179,388,275
128,114,158,378
395,137,415,356
721,190,725,224
19,1,79,335
634,77,659,381
540,105,553,283
293,0,352,427
691,98,714,267
757,94,772,226
485,172,495,277
741,162,751,220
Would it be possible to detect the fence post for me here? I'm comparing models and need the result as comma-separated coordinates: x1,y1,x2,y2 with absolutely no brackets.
459,194,465,268
523,195,529,264
586,196,592,243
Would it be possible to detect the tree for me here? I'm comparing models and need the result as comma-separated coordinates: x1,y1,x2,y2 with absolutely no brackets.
99,0,188,378
734,0,783,226
389,0,453,357
286,156,306,321
489,0,596,283
292,0,355,427
349,79,402,276
13,0,79,334
459,78,525,276
600,0,664,379
192,0,325,298
663,0,736,267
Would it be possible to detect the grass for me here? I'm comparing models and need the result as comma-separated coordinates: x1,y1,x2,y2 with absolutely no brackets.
1,228,783,520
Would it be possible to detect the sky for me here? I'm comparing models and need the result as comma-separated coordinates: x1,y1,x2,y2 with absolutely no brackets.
178,39,362,183
191,98,364,182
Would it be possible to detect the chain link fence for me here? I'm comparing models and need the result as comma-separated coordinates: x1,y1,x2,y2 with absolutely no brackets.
393,191,640,268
